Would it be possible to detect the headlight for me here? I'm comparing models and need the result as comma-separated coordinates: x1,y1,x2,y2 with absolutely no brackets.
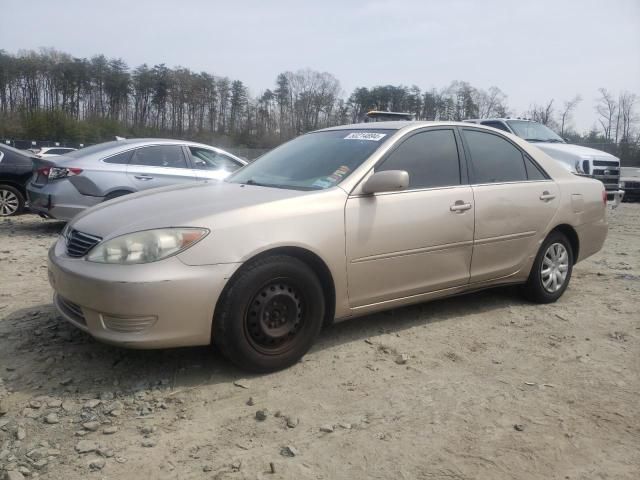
620,181,625,188
86,228,209,264
575,160,584,174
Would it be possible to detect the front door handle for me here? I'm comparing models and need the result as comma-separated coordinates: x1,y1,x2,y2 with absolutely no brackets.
134,175,154,181
450,201,472,212
539,191,556,201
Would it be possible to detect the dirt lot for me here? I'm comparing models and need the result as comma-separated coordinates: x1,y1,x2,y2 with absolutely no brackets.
0,205,638,480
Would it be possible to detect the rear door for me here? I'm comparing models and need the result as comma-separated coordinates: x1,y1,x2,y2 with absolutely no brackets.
126,144,198,190
460,127,559,283
187,146,245,181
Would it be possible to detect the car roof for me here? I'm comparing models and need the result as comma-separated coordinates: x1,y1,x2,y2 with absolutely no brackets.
315,120,493,132
63,138,245,163
464,118,536,123
0,143,34,157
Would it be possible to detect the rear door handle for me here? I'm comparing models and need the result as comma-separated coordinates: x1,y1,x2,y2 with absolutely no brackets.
450,201,472,212
539,191,556,201
134,175,154,181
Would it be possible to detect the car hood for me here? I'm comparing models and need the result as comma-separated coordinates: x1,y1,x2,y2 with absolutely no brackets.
70,181,311,239
536,143,619,161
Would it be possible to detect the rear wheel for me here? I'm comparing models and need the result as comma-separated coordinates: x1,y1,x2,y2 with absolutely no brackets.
522,231,573,303
214,255,325,372
0,185,24,217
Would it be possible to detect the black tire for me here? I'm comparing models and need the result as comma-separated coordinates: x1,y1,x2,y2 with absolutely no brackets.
522,231,574,304
104,190,132,201
214,255,325,372
0,184,25,217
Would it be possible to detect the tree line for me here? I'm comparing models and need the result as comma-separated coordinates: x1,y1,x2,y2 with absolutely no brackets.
0,49,638,164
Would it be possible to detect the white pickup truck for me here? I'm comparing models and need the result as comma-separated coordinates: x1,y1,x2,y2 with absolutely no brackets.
464,118,625,205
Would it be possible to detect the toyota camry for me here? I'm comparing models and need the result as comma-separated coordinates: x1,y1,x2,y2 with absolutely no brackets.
47,122,608,372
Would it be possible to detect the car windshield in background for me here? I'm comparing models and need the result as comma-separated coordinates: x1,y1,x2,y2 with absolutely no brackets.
507,120,565,143
227,129,394,190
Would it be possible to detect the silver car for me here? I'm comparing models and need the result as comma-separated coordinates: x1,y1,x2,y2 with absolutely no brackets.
48,122,607,372
27,139,246,221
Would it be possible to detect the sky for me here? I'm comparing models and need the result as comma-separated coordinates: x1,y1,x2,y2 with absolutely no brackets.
1,0,639,132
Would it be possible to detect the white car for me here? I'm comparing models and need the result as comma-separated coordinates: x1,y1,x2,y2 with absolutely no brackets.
35,147,78,158
464,118,624,205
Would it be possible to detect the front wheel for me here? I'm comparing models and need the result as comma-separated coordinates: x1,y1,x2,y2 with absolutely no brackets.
522,231,574,303
213,255,325,372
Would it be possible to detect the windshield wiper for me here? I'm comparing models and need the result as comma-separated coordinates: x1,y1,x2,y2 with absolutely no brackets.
243,178,271,187
525,137,564,143
243,179,293,190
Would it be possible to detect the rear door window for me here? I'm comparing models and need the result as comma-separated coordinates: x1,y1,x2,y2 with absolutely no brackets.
131,145,187,168
376,129,461,189
524,155,548,180
462,129,528,183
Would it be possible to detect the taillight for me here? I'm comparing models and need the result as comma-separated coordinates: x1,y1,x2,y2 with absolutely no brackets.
602,189,607,205
37,167,83,180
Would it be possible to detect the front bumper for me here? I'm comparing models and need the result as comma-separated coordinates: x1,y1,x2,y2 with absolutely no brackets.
606,189,624,208
621,186,640,201
48,241,241,349
27,180,102,221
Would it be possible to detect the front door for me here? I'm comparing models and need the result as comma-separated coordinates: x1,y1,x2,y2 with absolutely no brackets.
345,128,474,307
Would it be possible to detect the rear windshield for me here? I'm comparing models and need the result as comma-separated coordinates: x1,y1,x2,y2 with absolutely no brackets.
65,141,124,158
228,129,394,190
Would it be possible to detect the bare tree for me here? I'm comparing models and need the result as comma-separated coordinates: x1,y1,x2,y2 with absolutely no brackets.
528,99,555,126
475,86,508,119
559,95,582,137
618,91,637,142
596,88,617,142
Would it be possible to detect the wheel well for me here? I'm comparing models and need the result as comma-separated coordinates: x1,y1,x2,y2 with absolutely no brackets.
229,247,336,327
550,224,580,264
104,189,134,200
0,181,26,197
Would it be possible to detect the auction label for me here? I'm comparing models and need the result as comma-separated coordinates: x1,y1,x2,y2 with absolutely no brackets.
344,132,387,141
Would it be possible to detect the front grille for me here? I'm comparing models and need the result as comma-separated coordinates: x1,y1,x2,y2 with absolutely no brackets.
625,181,640,189
57,296,86,325
66,230,102,258
593,169,620,176
593,160,619,167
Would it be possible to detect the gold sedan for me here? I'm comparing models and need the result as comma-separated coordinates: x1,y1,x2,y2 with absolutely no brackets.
48,122,608,372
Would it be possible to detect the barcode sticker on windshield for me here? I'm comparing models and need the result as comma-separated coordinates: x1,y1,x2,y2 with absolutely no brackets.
344,132,387,141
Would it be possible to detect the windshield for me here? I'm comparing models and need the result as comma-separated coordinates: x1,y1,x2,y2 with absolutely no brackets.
507,121,564,143
227,129,394,190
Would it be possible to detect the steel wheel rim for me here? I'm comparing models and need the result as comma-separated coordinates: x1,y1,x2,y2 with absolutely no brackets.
244,280,304,355
541,242,569,293
0,189,19,216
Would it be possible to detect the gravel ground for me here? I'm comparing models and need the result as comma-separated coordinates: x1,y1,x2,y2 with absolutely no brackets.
0,205,638,480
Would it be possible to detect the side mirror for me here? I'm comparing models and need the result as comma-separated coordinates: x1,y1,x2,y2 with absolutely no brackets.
361,170,409,194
